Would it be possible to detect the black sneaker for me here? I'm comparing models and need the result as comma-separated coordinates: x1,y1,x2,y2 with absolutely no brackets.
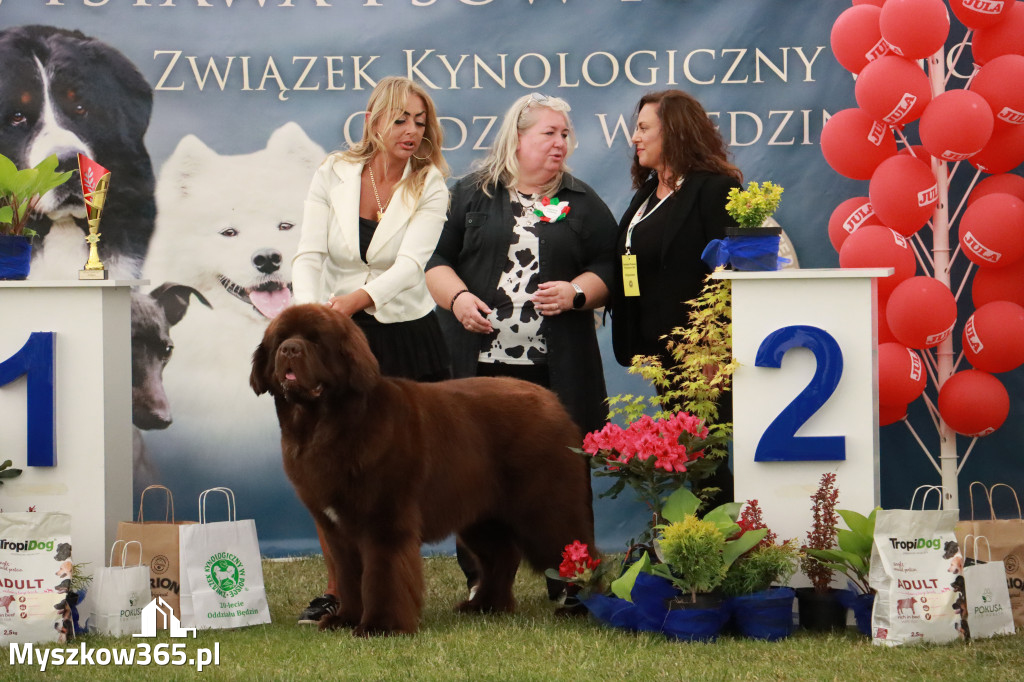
297,594,338,625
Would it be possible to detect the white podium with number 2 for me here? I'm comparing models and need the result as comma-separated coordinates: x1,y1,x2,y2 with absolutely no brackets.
716,268,891,547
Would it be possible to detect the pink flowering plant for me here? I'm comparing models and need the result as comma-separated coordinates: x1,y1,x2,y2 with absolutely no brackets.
579,411,726,544
544,540,618,600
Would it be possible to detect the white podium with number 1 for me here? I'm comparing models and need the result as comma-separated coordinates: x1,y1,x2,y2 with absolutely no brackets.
715,268,891,548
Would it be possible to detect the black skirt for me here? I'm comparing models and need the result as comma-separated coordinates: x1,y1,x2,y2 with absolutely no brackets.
351,310,451,382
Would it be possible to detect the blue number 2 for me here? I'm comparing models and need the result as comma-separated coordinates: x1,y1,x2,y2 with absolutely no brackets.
0,332,56,466
754,325,845,462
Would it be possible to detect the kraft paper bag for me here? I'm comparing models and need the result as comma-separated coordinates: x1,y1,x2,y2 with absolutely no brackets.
870,486,965,646
115,485,195,626
955,482,1024,628
86,541,151,637
0,512,73,645
178,488,271,630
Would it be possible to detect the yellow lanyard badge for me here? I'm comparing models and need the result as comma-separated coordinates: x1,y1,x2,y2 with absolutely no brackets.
622,254,640,297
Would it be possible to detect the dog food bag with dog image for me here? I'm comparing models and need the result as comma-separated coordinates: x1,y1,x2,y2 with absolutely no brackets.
178,488,270,629
869,489,965,646
0,512,74,645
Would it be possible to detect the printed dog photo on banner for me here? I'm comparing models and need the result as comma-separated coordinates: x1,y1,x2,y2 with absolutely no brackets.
0,25,155,280
139,123,325,545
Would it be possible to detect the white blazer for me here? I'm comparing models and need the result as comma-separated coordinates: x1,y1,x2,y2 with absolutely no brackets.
291,153,448,324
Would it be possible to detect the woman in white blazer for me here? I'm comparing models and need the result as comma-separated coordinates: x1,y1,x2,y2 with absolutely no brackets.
290,76,451,624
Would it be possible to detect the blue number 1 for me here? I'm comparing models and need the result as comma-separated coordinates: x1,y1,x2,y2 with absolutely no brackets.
754,325,845,462
0,332,56,466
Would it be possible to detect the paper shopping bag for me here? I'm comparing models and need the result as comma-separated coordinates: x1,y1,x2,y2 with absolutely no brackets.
178,488,271,629
86,541,152,637
960,535,1016,640
0,512,73,645
115,485,195,626
869,486,965,646
955,482,1024,628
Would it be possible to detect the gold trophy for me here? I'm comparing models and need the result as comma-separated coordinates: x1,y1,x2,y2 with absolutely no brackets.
78,153,110,280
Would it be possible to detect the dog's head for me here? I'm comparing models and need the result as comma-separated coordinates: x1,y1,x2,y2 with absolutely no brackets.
943,540,959,560
131,283,212,430
250,304,380,403
0,25,153,219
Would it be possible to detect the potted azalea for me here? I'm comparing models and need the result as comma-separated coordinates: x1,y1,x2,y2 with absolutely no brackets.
720,500,800,641
702,180,787,271
0,153,74,279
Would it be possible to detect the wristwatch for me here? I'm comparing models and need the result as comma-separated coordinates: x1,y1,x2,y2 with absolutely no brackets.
571,282,586,309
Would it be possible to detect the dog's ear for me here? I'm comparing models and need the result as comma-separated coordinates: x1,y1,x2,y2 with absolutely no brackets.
250,338,272,396
329,313,380,394
150,282,212,327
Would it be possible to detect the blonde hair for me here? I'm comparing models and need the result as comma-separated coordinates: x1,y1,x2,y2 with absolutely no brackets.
342,76,449,201
475,93,575,198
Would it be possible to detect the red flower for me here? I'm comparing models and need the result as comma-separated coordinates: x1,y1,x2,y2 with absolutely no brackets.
558,540,600,580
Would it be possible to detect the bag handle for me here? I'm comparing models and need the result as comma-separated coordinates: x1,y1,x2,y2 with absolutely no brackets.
910,485,945,510
986,483,1023,521
137,484,175,523
199,487,236,524
108,540,143,567
967,481,989,521
971,534,993,564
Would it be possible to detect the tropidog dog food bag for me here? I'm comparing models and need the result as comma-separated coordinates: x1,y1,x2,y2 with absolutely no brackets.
0,512,73,645
869,490,965,646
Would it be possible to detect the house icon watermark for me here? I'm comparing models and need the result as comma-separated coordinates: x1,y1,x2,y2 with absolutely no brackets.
133,597,196,638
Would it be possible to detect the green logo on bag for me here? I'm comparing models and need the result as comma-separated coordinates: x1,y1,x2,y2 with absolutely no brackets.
204,552,246,598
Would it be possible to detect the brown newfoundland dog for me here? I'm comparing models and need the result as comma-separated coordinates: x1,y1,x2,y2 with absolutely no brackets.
250,304,595,635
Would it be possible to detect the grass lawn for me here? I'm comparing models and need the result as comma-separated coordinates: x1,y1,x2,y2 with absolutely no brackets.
4,555,1022,681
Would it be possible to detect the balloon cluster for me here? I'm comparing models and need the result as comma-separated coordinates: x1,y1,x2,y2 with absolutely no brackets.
826,0,1024,437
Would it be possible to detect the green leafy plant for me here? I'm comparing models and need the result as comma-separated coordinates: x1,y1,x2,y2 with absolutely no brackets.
0,459,23,487
725,180,784,228
720,499,798,597
0,153,74,237
803,508,877,595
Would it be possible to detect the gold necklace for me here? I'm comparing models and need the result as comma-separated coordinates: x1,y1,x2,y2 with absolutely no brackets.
368,167,391,221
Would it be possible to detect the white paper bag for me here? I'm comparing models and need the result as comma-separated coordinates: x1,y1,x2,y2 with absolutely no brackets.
178,488,271,629
86,541,152,637
0,512,73,645
962,535,1016,640
869,486,965,646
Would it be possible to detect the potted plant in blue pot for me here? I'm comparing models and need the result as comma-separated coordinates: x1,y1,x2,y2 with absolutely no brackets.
0,153,74,280
803,506,877,636
701,180,788,271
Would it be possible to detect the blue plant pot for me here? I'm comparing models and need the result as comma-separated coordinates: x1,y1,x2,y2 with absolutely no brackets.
0,234,32,280
662,594,729,643
727,587,796,641
837,589,875,636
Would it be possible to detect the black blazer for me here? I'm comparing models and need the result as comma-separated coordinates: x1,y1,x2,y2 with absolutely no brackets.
610,171,740,367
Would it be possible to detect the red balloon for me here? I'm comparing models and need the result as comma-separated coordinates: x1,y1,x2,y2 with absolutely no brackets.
821,108,898,180
879,402,909,426
973,1,1024,65
878,342,928,406
970,55,1024,128
832,6,889,74
958,193,1024,268
877,294,898,345
899,145,932,161
969,173,1024,206
887,276,957,348
972,255,1024,307
828,196,876,252
869,155,938,236
854,0,886,6
937,370,1009,436
969,123,1024,173
951,0,1014,29
880,0,951,60
840,225,917,297
962,301,1024,372
855,56,932,125
919,90,995,162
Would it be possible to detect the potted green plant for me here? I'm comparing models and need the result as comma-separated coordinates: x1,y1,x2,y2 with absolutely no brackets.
796,472,849,632
720,500,799,641
803,506,878,636
703,180,787,271
0,153,74,280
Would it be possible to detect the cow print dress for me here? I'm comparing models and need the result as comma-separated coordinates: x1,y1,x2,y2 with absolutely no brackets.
478,190,548,365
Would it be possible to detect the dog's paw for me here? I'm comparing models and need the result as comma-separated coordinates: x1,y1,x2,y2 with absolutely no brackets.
317,612,357,631
352,621,413,637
